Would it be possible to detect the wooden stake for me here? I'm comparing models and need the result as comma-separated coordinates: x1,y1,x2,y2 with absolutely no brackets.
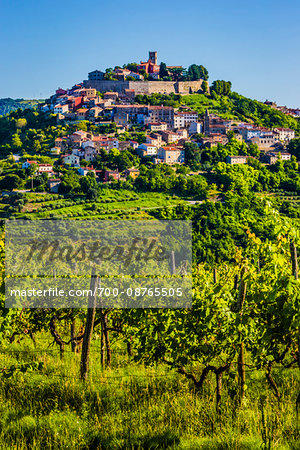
213,268,217,284
80,269,97,381
237,267,247,403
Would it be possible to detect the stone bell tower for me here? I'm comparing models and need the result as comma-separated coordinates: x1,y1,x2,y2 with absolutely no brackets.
149,51,157,65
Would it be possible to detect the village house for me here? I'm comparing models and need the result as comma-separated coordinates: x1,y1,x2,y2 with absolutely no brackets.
119,89,136,101
72,148,85,158
63,154,80,167
95,99,113,108
157,146,185,165
189,122,203,135
233,131,243,142
204,110,231,135
226,155,248,165
56,88,67,96
55,137,68,151
146,135,162,147
129,140,139,149
76,109,89,120
239,127,266,141
173,114,185,129
128,72,145,81
113,105,148,126
149,133,163,145
147,122,168,132
123,168,140,179
160,130,181,144
88,136,119,151
176,129,188,139
104,170,120,182
37,164,54,175
147,106,174,126
83,146,97,161
113,105,174,127
64,112,77,121
68,96,84,111
80,88,97,98
68,131,91,147
103,92,119,101
116,125,126,134
173,111,198,129
264,151,292,164
47,178,61,193
137,143,157,156
113,68,144,81
78,166,96,176
276,106,300,118
199,134,228,148
40,104,50,112
89,107,102,118
82,140,96,150
86,96,102,107
273,127,295,142
277,152,291,161
88,70,105,81
250,134,281,150
54,104,69,115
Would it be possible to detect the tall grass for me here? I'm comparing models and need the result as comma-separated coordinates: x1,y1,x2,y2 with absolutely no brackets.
0,337,299,449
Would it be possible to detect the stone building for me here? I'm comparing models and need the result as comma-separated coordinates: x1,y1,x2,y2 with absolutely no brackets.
204,109,231,135
226,155,248,164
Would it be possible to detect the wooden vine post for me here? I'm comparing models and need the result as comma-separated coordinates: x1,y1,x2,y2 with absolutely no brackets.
80,268,98,381
213,268,217,284
237,266,247,404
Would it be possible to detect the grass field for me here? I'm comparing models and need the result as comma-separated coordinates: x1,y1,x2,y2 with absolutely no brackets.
0,334,299,450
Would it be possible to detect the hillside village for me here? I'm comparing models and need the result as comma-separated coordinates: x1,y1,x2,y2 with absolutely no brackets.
2,0,300,445
0,51,299,197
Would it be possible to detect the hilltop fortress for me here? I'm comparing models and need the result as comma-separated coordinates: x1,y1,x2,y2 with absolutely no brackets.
84,79,205,95
83,51,206,95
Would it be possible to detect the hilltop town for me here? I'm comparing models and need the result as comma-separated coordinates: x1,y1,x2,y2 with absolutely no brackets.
1,0,300,444
0,50,299,206
0,51,300,450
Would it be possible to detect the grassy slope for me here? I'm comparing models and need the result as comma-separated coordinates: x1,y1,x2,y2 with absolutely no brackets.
182,93,299,129
182,94,237,118
0,334,298,449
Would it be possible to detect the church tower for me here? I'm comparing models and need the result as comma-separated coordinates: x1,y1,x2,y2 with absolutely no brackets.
149,51,157,65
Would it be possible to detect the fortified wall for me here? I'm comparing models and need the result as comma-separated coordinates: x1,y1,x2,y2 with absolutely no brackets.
83,79,205,95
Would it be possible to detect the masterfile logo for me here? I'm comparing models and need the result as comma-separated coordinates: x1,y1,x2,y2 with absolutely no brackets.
5,219,192,309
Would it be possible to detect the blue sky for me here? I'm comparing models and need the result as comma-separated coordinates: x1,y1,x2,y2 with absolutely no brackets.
1,0,300,106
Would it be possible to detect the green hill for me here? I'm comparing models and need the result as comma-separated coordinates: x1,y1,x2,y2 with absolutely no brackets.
136,91,299,131
0,98,43,116
182,92,299,129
